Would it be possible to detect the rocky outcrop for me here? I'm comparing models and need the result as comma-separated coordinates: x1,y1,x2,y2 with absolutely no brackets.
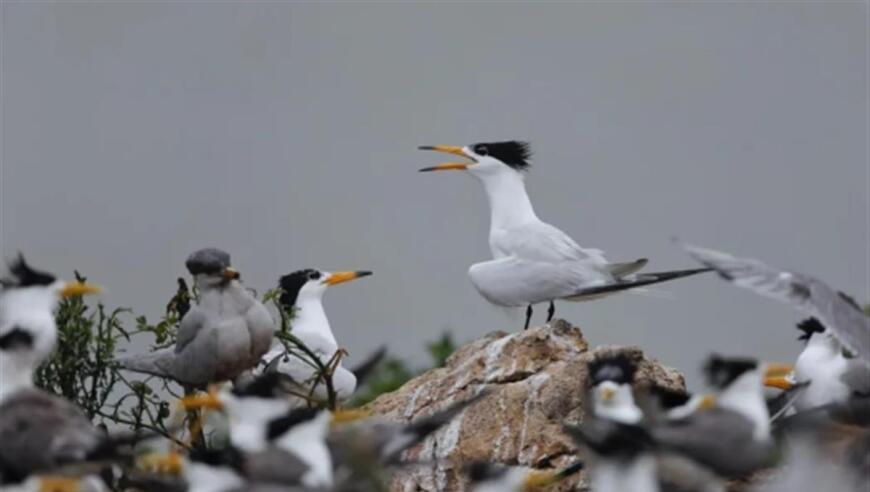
364,319,685,491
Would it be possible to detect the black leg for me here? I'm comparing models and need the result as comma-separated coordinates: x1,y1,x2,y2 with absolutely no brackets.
547,301,555,322
524,305,533,330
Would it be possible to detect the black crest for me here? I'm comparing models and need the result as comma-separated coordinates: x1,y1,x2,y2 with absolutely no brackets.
588,354,637,387
266,407,321,441
189,446,245,470
796,317,826,342
232,372,291,399
278,269,322,309
471,141,532,171
185,248,231,275
703,354,758,389
2,254,56,288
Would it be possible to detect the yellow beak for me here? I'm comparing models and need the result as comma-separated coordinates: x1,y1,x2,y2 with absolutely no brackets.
59,282,102,298
323,271,372,286
418,144,474,172
330,408,371,427
764,376,793,390
222,267,240,280
38,477,81,492
599,387,616,402
523,470,559,491
138,451,184,475
179,390,223,411
697,393,717,411
763,363,794,379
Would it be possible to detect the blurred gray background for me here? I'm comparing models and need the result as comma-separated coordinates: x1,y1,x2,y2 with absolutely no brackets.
2,2,867,389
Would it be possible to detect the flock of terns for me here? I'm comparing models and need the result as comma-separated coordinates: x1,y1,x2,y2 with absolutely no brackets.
0,140,868,492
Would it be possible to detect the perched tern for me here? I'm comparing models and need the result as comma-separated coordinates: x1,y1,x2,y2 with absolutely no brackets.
651,355,791,481
1,255,100,399
419,141,711,329
587,354,644,424
466,460,584,492
258,269,371,403
681,243,870,365
119,248,274,386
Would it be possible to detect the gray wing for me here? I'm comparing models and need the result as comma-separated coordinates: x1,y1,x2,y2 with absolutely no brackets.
652,408,773,477
242,448,309,485
175,305,209,354
682,243,870,365
493,221,609,263
0,389,101,478
468,256,611,306
840,360,870,395
244,299,275,360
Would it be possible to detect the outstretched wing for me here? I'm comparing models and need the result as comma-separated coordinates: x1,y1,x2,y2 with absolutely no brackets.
682,243,870,366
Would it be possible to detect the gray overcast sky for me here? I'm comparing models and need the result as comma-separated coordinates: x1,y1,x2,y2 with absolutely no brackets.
2,2,867,389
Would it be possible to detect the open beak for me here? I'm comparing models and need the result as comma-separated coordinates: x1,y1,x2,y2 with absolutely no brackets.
179,390,223,411
418,145,474,172
59,281,102,298
323,271,372,286
222,267,240,280
763,363,794,379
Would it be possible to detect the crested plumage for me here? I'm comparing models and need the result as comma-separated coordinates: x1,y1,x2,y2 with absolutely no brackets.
278,269,321,309
797,317,826,342
2,254,56,288
185,248,232,276
588,354,637,386
471,140,532,171
704,355,758,390
265,408,321,441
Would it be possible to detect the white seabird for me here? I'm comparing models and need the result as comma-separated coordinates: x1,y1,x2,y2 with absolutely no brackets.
258,269,371,404
418,141,711,329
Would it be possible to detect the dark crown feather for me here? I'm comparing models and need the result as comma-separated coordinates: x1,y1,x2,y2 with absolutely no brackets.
587,354,637,387
472,140,532,171
2,254,56,288
796,317,826,342
703,354,758,389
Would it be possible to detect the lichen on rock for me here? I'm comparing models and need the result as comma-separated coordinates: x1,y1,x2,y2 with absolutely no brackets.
363,319,685,491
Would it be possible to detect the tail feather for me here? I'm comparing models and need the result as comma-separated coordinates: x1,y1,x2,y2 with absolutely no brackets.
116,349,175,379
568,267,712,298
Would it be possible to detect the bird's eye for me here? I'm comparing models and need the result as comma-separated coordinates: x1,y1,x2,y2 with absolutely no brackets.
475,145,488,156
308,271,321,280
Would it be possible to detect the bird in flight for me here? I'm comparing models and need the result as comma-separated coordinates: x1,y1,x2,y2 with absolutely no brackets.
418,141,710,329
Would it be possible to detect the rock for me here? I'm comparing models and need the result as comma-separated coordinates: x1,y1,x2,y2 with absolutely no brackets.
363,319,685,491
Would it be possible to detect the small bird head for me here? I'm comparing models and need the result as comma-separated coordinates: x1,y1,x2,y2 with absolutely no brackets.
587,354,638,406
185,248,239,288
705,354,793,393
1,253,101,300
278,269,372,309
418,140,532,179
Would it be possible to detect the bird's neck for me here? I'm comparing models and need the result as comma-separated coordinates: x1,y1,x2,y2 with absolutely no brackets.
0,358,33,401
291,296,337,353
717,372,769,440
481,172,539,231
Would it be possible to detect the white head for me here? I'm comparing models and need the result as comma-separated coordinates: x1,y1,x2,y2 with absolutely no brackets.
418,141,532,181
0,255,100,397
278,269,372,310
588,354,644,424
185,248,241,290
705,354,792,440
